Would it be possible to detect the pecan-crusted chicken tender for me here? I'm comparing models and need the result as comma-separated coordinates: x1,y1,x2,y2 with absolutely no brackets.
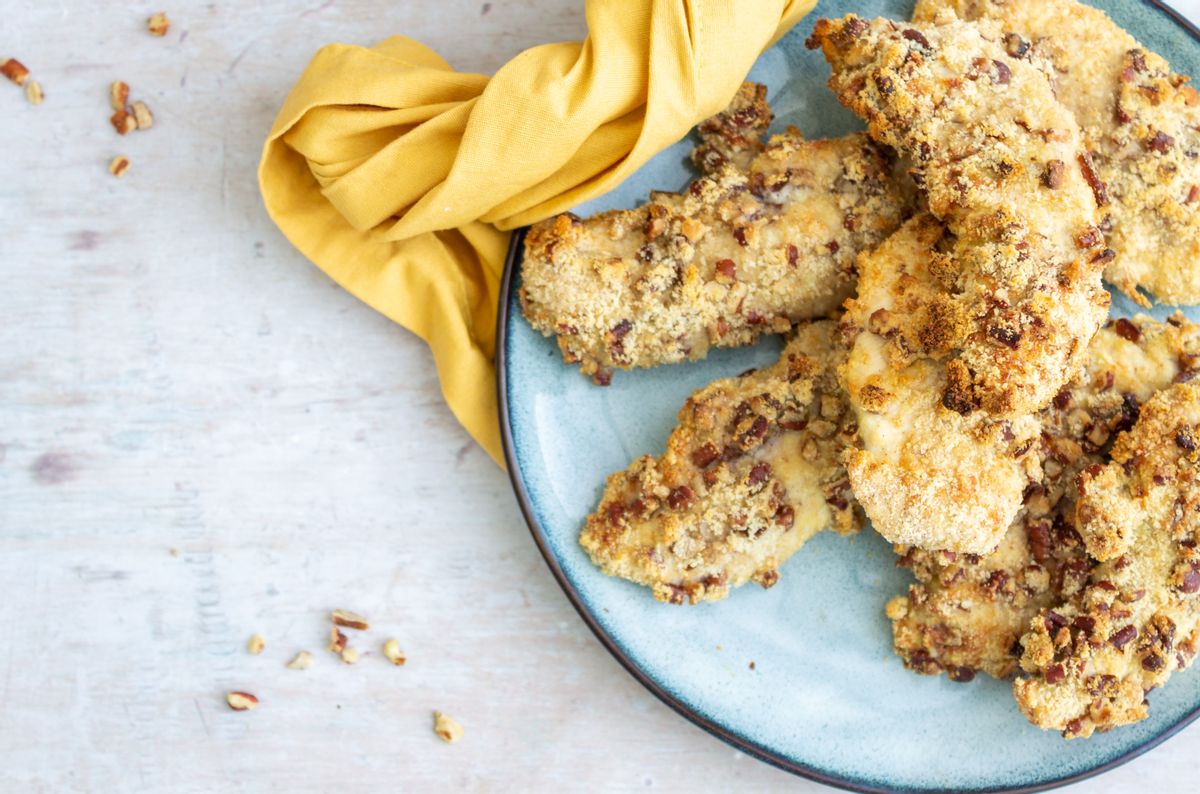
809,15,1109,552
1104,50,1200,304
889,315,1200,681
520,100,911,384
839,214,1042,553
1013,380,1200,738
808,15,1109,416
580,322,861,604
913,0,1200,305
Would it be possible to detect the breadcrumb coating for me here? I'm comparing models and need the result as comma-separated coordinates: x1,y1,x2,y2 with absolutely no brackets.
839,214,1042,554
1014,380,1200,738
579,322,861,604
808,14,1109,417
690,82,774,175
520,86,912,384
913,0,1200,305
890,314,1200,681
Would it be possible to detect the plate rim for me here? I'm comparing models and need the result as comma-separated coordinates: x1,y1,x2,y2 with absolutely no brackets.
495,3,1200,787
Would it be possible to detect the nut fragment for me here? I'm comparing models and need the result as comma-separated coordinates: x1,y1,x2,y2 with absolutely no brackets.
331,609,369,631
1147,130,1175,154
1041,159,1064,189
226,691,259,711
131,101,153,130
247,633,265,655
328,626,348,654
433,711,464,743
1003,32,1029,59
108,156,131,178
1,58,29,86
383,639,407,666
286,651,314,670
25,80,43,105
340,646,360,665
147,12,171,37
111,110,136,135
109,81,130,112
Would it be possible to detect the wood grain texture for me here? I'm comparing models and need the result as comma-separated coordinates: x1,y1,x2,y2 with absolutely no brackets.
0,0,1198,791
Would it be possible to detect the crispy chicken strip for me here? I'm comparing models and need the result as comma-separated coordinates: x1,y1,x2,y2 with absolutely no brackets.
520,98,912,384
808,15,1108,551
1014,380,1200,738
840,214,1042,552
808,14,1109,415
910,0,1136,135
913,0,1200,305
579,321,861,604
1104,51,1200,304
889,314,1200,681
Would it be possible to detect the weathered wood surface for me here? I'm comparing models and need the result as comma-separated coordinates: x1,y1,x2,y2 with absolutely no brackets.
1,0,1198,790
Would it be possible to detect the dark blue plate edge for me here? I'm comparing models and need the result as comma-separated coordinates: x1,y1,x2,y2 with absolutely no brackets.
495,4,1200,788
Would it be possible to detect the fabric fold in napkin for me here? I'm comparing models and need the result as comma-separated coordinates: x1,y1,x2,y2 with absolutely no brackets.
259,0,814,467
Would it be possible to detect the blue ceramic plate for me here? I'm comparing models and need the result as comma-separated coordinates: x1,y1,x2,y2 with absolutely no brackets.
498,2,1200,790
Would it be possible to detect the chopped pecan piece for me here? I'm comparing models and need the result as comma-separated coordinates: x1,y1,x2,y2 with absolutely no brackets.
111,110,136,135
108,155,131,178
433,711,464,743
110,81,130,112
286,651,314,670
1,58,29,86
331,609,370,630
131,100,154,130
226,691,259,711
383,639,407,666
147,12,171,37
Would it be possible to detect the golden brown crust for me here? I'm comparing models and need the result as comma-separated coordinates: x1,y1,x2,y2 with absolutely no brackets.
1099,50,1200,305
911,0,1134,141
579,322,862,604
888,520,1091,682
914,0,1200,305
691,82,775,175
890,314,1200,681
808,14,1109,416
839,214,1042,554
519,111,912,384
1014,380,1200,738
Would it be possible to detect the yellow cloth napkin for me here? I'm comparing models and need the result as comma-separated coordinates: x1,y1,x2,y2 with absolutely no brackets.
258,0,814,467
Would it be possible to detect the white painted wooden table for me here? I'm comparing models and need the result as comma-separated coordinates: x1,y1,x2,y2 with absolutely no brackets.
2,1,1199,791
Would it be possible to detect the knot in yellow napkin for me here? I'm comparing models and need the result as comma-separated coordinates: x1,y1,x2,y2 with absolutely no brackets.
259,0,814,467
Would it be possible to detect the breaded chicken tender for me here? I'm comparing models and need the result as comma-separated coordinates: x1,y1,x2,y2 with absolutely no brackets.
913,0,1200,305
579,322,861,604
1014,381,1200,738
1105,50,1200,303
889,315,1200,681
839,214,1042,553
808,14,1109,416
910,0,1138,135
520,88,912,384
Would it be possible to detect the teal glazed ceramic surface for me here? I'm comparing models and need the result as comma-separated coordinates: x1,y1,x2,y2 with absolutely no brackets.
498,2,1200,791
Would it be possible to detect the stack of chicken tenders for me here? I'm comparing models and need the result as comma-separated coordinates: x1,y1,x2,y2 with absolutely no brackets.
518,0,1200,740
